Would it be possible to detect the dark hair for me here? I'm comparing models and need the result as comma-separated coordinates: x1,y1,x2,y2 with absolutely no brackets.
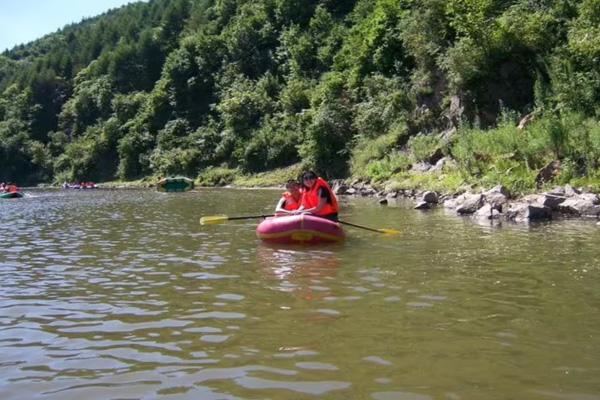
285,179,299,188
301,170,317,180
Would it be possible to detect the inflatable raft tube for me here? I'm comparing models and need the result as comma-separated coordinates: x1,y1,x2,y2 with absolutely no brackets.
256,214,345,244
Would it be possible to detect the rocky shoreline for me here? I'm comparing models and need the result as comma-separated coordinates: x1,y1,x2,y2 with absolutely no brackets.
331,180,600,224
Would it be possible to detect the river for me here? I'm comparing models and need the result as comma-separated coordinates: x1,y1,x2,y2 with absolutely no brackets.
1,188,599,399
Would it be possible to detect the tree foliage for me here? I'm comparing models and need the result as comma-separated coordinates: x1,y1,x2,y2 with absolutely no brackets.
1,0,600,186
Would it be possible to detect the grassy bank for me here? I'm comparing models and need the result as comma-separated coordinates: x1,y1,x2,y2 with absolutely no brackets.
350,112,600,197
96,164,303,190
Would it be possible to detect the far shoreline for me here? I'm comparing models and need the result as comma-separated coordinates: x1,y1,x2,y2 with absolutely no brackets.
22,176,600,225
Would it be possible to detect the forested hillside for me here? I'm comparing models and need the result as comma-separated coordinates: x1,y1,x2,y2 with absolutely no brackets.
1,0,600,192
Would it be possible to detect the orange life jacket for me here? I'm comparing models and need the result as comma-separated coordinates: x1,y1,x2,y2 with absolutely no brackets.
282,191,301,211
301,177,339,216
7,185,18,193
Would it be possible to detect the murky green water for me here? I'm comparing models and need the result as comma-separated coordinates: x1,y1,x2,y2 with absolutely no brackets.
1,188,599,399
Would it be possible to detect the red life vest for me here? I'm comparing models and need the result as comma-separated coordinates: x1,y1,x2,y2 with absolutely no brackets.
7,185,18,193
282,191,301,211
301,177,339,216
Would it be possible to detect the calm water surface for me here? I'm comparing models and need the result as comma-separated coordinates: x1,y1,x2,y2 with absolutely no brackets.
1,188,599,400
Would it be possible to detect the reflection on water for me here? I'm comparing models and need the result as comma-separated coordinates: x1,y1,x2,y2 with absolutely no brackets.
1,188,600,399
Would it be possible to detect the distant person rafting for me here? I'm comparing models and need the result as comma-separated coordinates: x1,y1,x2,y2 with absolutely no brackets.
0,182,19,193
0,182,23,198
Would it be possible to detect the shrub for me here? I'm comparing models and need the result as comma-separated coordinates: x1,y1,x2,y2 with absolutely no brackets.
350,125,408,178
197,166,239,186
407,134,443,163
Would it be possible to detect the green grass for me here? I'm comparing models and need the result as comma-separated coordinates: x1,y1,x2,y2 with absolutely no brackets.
97,177,156,188
349,112,600,196
232,163,305,187
385,170,467,194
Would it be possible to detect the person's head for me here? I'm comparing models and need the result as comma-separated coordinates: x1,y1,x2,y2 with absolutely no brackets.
301,171,318,189
285,179,301,195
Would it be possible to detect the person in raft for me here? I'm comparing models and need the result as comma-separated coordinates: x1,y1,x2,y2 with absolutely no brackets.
275,180,302,214
296,171,340,221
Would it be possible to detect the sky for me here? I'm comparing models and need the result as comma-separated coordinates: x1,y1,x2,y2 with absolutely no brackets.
0,0,146,52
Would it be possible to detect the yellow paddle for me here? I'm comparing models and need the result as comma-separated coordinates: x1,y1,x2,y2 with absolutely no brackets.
338,220,401,235
200,214,274,225
200,213,400,234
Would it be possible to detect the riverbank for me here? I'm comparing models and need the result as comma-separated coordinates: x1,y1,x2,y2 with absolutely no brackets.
33,161,600,223
330,179,600,224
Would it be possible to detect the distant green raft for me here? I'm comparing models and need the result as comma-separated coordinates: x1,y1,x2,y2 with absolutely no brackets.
156,176,194,192
0,191,23,199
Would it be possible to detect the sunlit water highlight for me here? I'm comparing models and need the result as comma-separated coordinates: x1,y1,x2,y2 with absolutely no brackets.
1,188,599,399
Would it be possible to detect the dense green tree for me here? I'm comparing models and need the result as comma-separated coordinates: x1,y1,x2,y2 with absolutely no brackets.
1,0,600,188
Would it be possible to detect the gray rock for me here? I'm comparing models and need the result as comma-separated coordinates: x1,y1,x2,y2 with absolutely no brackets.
522,194,540,204
430,157,448,172
506,203,552,221
422,191,439,204
548,186,565,196
557,198,600,217
444,197,458,209
564,184,580,197
414,201,431,210
405,189,416,197
332,181,348,195
539,193,566,210
410,162,432,173
474,203,502,220
456,194,485,215
361,187,377,196
487,184,510,197
483,185,509,208
346,188,357,195
578,193,600,204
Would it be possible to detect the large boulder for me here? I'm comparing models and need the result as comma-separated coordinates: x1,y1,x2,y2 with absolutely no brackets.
506,203,552,221
539,193,566,210
564,184,581,197
456,194,485,215
331,180,348,195
474,203,502,220
548,186,565,196
360,186,377,196
422,191,439,204
443,197,459,209
483,185,510,210
414,201,431,210
557,198,600,217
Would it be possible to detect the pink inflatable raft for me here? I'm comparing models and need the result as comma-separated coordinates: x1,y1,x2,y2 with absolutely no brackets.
256,214,345,244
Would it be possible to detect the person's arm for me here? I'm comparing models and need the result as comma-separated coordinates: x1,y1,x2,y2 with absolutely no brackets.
299,188,328,214
275,197,292,214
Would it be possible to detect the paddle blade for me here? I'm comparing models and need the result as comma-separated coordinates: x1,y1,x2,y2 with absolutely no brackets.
200,215,229,225
377,228,401,235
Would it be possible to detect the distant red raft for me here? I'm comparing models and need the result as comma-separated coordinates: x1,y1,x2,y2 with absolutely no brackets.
256,214,345,244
